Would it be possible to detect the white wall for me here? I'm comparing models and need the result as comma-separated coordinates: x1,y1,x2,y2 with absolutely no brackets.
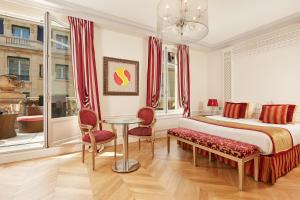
93,26,209,140
232,44,300,104
207,50,223,104
207,23,300,111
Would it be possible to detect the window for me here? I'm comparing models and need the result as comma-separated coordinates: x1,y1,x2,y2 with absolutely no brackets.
12,25,30,39
0,18,3,35
23,92,30,98
39,64,43,78
157,47,180,113
8,57,30,81
56,34,68,50
37,25,44,42
55,64,68,80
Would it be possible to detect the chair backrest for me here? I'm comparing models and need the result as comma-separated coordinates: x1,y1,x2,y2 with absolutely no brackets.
78,108,98,130
137,106,155,126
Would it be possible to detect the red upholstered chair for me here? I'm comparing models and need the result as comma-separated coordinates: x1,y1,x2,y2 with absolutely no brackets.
78,108,116,170
128,106,156,158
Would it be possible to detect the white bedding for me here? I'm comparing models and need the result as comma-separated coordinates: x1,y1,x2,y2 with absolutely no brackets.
179,115,300,155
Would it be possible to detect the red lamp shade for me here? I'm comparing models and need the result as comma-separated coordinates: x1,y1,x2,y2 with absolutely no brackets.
207,99,218,107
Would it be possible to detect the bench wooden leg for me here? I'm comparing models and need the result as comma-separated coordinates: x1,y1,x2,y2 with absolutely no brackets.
254,156,259,182
238,161,244,191
193,145,197,166
208,152,212,162
167,135,170,154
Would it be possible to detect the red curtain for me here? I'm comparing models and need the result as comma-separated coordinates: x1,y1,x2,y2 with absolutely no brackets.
177,45,191,117
68,16,102,129
146,36,163,108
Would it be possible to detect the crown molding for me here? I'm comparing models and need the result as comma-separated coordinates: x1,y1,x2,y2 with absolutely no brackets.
211,11,300,51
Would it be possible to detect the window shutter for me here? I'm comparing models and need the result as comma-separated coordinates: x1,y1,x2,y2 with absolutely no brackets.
37,25,43,42
0,18,4,34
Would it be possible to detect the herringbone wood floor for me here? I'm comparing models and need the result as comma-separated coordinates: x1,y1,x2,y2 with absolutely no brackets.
1,138,300,200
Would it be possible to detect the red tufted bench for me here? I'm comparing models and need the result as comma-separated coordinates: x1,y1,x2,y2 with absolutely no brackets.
167,128,260,191
17,115,43,133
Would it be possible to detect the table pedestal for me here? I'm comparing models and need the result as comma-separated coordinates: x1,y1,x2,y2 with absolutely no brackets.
112,124,140,173
112,159,140,173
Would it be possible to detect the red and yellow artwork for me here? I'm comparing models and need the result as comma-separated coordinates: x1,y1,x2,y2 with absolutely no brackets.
104,57,139,96
113,67,131,86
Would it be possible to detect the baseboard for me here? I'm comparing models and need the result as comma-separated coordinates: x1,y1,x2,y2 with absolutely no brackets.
0,143,81,165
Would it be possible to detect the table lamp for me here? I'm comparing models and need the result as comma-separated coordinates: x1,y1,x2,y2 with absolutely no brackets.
207,99,218,115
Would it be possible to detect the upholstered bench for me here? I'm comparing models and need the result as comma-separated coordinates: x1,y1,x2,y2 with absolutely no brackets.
167,128,260,190
17,115,43,133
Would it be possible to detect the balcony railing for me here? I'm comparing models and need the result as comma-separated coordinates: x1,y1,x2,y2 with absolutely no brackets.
0,35,43,51
0,35,70,55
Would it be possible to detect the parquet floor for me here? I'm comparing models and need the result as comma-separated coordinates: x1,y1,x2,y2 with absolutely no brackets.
1,138,300,200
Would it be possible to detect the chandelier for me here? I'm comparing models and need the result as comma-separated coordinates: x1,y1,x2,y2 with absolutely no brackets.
157,0,208,44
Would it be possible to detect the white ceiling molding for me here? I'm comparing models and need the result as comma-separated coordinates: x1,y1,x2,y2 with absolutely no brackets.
3,0,300,52
213,12,300,51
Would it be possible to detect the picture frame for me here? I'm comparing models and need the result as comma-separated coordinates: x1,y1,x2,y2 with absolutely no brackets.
103,56,139,96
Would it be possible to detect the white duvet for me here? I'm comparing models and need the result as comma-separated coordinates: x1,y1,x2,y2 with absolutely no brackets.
179,115,300,155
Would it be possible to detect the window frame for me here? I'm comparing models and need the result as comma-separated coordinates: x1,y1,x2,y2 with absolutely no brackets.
55,64,69,80
11,25,30,39
7,56,30,81
156,45,182,115
55,34,68,50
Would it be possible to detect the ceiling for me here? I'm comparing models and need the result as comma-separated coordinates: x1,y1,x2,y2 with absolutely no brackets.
4,0,300,50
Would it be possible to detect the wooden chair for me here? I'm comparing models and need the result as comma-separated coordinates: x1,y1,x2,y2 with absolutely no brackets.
128,106,156,158
78,108,117,170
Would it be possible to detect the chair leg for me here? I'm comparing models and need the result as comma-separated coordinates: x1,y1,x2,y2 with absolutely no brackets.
92,146,95,171
167,135,170,154
151,139,154,159
138,138,141,152
82,144,85,163
114,138,117,162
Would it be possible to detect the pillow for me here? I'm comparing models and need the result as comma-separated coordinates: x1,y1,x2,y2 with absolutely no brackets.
223,102,248,119
261,105,289,124
259,104,296,123
245,103,255,118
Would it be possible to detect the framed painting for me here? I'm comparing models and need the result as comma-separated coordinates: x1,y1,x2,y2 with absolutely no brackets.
103,57,139,96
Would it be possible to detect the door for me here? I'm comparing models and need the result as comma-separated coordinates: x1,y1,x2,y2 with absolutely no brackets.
44,12,79,147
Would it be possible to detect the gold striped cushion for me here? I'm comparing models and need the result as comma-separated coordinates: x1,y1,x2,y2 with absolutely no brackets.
223,102,241,119
262,105,289,124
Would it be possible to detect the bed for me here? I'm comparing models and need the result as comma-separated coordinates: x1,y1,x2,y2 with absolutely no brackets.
178,115,300,183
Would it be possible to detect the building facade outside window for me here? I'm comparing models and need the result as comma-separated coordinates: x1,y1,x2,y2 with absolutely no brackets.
12,25,30,39
8,57,30,81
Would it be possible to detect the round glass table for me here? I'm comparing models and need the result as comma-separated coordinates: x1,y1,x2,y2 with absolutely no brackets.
103,117,143,173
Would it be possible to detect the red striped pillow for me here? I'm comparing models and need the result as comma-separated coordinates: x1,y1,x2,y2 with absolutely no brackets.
223,102,241,119
261,105,289,124
223,102,248,119
259,104,296,123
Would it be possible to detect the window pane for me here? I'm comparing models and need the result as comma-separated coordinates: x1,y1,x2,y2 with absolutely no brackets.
167,66,176,110
156,68,165,111
8,57,30,81
12,25,30,39
0,18,3,34
51,26,76,118
55,34,68,50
